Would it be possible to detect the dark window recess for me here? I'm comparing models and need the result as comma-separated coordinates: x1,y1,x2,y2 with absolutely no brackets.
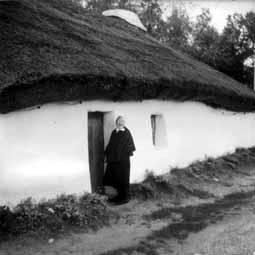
150,114,168,148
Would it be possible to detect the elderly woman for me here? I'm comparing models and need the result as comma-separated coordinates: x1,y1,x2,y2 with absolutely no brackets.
103,116,136,205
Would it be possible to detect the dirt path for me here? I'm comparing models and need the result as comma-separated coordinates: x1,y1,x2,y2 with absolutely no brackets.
0,193,251,255
0,199,173,255
3,192,255,255
112,192,255,255
178,207,255,255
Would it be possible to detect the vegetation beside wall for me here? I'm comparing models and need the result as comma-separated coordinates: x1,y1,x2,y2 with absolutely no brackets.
131,146,255,200
0,193,116,242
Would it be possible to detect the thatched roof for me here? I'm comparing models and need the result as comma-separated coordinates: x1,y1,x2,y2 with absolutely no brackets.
1,0,255,113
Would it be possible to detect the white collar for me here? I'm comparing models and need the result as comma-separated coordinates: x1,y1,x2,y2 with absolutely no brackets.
116,127,125,132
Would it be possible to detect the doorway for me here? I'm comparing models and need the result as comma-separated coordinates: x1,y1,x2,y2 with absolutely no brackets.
88,111,115,192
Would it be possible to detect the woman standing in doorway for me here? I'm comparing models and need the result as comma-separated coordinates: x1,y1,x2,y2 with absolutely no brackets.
103,116,136,205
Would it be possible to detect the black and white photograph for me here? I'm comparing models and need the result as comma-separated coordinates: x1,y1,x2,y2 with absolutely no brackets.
0,0,255,254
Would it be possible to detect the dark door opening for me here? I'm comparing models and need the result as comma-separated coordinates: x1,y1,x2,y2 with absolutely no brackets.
88,112,105,192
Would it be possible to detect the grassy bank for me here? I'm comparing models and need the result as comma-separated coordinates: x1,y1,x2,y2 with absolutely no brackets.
131,146,255,201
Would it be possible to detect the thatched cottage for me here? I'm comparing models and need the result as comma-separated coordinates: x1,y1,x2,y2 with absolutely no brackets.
1,0,255,204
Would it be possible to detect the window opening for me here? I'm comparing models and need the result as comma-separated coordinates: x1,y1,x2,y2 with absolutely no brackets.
150,114,168,148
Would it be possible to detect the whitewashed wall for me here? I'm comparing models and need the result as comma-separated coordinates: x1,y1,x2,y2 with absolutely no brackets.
1,100,255,204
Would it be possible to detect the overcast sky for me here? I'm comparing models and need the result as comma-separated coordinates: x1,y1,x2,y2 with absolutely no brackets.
160,0,255,32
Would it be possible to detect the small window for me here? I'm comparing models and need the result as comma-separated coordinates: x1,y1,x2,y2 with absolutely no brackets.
151,114,168,148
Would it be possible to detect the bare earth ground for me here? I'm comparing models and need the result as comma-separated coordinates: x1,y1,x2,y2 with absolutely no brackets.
2,150,255,255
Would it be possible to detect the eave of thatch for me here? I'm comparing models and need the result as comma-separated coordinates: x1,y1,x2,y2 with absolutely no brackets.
1,0,255,113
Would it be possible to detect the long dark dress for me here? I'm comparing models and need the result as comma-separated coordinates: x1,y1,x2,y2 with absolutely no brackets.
103,127,136,200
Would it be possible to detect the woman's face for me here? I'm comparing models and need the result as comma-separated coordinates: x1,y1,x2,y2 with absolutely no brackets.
116,117,125,128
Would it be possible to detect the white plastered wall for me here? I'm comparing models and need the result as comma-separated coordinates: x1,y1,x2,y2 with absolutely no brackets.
1,100,255,204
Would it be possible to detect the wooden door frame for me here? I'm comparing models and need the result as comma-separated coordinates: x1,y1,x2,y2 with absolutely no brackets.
88,111,105,193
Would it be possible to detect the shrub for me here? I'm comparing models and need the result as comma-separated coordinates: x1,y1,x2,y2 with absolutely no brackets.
0,193,113,241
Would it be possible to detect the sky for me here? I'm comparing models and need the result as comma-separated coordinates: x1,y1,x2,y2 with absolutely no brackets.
160,0,255,32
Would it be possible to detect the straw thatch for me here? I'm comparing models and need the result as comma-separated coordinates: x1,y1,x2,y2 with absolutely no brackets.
1,0,255,113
